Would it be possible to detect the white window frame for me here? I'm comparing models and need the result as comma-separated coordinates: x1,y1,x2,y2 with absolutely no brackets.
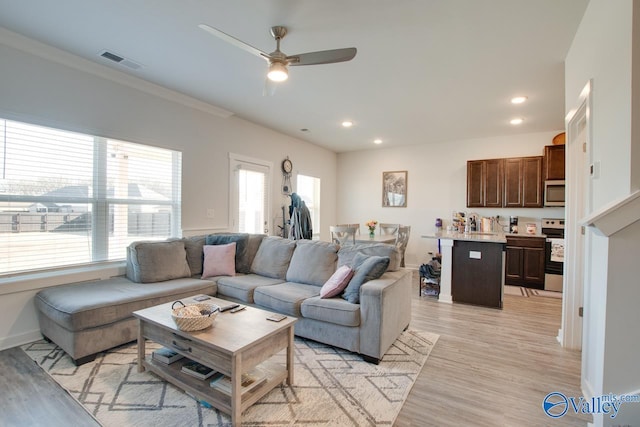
228,153,272,234
0,118,182,277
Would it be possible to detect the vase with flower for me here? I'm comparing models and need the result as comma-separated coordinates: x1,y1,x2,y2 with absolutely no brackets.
365,220,378,239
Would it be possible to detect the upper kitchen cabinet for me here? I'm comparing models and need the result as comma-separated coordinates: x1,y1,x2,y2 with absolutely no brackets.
468,155,543,209
504,156,544,208
544,144,565,180
466,159,503,208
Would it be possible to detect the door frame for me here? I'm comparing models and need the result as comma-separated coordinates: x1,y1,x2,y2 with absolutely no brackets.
560,79,593,350
228,152,273,234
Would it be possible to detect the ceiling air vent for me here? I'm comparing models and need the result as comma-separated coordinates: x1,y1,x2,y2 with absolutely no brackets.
99,50,142,70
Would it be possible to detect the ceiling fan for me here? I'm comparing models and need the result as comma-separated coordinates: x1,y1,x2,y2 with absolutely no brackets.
198,24,357,86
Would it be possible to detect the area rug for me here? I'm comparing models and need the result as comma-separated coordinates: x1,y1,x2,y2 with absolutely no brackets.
504,285,528,297
504,286,562,299
528,288,563,299
22,330,438,427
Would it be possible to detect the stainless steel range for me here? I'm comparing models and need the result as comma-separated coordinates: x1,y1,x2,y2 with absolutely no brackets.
541,218,564,292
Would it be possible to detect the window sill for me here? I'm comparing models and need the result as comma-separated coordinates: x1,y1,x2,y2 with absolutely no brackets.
0,262,126,296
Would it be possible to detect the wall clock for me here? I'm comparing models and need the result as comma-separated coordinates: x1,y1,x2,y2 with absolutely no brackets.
282,157,293,194
282,158,293,174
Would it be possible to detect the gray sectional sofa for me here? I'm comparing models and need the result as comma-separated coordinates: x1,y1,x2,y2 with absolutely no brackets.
35,233,412,365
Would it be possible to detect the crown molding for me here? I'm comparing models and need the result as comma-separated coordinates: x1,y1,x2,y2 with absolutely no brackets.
0,26,234,119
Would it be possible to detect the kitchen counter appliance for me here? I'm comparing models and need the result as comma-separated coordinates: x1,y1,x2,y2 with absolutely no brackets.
541,218,564,292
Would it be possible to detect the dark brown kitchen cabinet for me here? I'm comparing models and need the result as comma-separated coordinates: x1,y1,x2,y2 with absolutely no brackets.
452,240,504,308
505,236,545,289
466,159,503,208
503,156,543,208
544,145,565,180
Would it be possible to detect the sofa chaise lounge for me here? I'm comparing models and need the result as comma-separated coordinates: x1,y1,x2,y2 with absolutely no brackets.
34,233,412,365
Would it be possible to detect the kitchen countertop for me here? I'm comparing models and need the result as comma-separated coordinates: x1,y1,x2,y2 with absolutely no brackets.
421,231,547,243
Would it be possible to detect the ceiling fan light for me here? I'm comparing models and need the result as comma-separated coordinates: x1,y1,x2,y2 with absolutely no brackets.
267,62,288,82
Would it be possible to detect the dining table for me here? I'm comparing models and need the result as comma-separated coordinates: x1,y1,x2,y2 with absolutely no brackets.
354,234,397,244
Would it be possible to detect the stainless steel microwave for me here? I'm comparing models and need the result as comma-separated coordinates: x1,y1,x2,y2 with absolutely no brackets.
544,180,565,206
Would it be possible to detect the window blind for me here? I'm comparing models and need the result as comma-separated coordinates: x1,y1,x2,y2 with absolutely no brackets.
0,118,182,276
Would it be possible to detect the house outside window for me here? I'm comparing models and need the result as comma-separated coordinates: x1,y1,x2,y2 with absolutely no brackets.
0,118,181,276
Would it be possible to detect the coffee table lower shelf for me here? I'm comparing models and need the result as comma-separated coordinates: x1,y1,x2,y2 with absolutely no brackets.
143,357,288,415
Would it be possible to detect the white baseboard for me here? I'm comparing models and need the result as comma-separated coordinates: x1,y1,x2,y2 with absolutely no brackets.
0,329,42,351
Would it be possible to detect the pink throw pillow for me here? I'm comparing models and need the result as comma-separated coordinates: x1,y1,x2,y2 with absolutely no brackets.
320,265,354,298
201,242,236,279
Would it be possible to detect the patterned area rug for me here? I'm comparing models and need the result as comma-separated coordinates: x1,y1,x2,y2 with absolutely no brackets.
22,330,438,427
528,288,563,299
504,286,563,299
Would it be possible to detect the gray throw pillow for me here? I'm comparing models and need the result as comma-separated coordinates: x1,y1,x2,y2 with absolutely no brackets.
337,243,401,272
251,237,297,280
205,233,250,273
341,252,390,304
126,240,191,283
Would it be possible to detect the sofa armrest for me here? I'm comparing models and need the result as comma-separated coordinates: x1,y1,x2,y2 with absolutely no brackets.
358,269,412,360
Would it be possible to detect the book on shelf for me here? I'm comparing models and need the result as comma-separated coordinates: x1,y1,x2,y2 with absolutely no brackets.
181,360,218,380
152,347,184,364
210,366,268,395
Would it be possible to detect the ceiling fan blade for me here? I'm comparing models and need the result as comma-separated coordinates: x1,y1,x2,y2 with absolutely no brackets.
198,24,270,61
287,48,357,66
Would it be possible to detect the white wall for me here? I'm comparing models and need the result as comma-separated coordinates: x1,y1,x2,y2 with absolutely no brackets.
0,29,337,349
565,0,640,424
337,131,565,268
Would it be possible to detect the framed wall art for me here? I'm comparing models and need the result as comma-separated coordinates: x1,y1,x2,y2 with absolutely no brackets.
382,170,407,207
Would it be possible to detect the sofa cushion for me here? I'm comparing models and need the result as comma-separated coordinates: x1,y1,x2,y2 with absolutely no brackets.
320,265,354,298
205,233,251,273
126,240,191,283
337,243,401,272
182,235,206,276
301,296,361,327
286,240,339,286
202,243,236,279
245,234,266,273
35,277,216,331
342,253,390,304
250,237,297,280
216,274,284,303
254,282,320,317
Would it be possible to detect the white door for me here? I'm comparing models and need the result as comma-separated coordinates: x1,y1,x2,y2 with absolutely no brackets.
229,154,271,234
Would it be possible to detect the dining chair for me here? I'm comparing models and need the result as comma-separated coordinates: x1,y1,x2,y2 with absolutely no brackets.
395,225,411,267
379,223,400,236
337,223,361,235
330,225,357,246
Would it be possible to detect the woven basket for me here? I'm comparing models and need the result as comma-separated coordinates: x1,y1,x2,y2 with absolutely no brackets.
171,300,219,331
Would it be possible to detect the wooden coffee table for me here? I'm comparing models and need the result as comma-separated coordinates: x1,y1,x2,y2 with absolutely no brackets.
133,295,296,426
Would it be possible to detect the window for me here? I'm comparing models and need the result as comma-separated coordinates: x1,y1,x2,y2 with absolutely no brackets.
229,154,271,234
296,174,321,240
0,118,181,276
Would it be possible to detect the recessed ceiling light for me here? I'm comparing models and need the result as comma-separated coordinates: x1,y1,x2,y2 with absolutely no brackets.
341,120,353,128
300,128,309,132
510,118,524,125
373,139,383,144
511,96,528,104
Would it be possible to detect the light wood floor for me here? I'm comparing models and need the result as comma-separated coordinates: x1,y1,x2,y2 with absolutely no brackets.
396,272,590,426
0,272,589,426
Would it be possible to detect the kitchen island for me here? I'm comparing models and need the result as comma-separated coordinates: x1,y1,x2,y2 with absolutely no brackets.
422,232,507,308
